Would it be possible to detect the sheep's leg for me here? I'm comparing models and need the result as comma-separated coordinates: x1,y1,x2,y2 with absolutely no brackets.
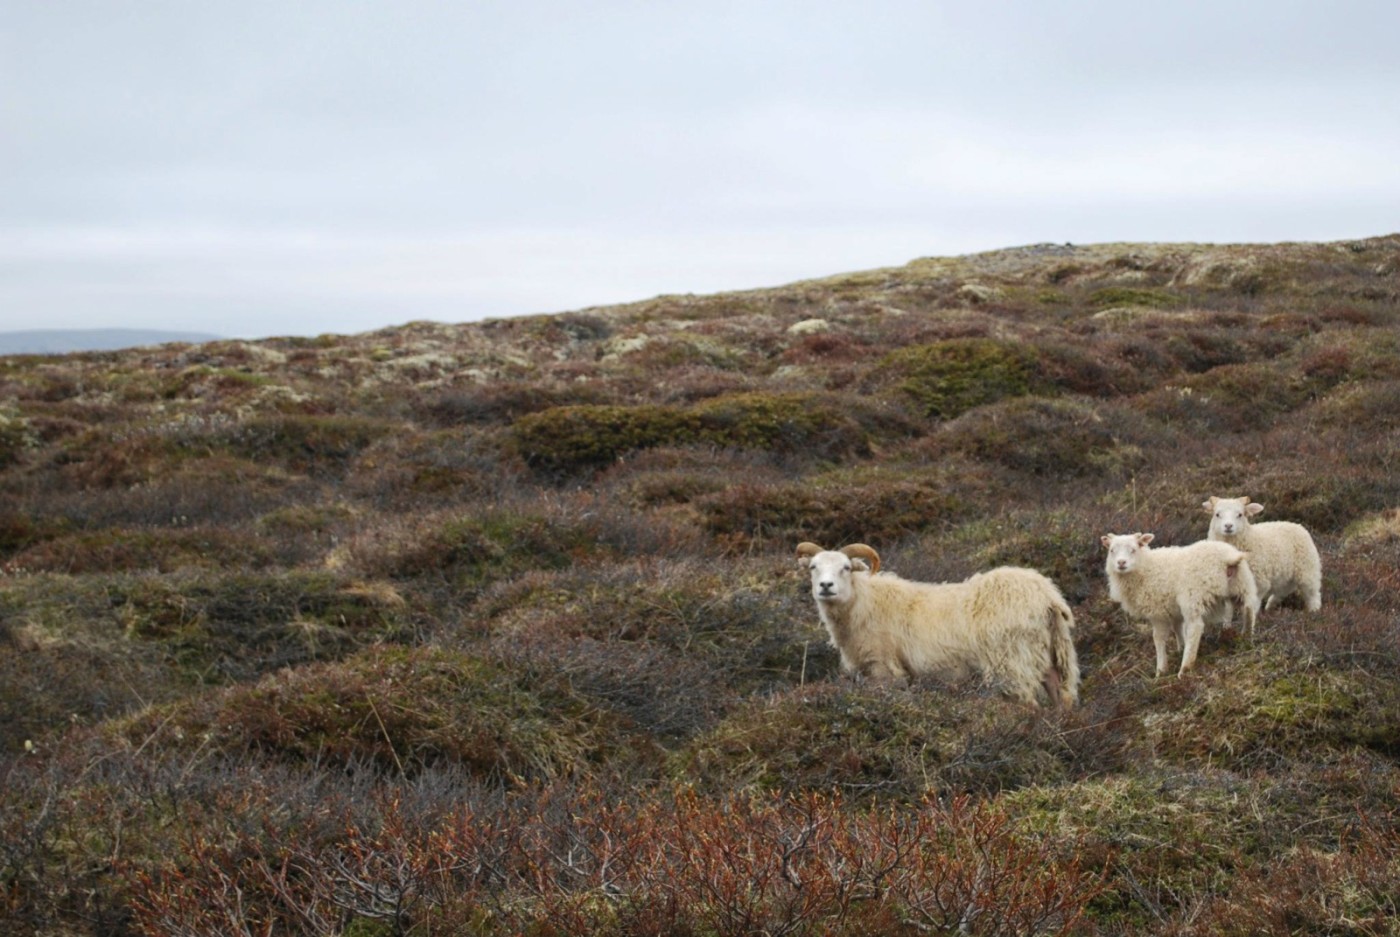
1041,666,1063,709
1178,616,1206,676
1303,584,1322,612
1151,621,1174,677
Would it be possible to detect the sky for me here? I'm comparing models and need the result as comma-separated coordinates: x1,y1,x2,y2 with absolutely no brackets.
3,1,1399,341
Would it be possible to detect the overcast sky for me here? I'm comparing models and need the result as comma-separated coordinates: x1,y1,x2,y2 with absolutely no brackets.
3,1,1398,340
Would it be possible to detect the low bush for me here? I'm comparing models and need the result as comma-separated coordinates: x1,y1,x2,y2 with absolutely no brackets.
510,392,897,475
4,525,276,575
112,570,412,682
698,468,973,551
111,645,650,781
867,338,1039,419
936,397,1160,481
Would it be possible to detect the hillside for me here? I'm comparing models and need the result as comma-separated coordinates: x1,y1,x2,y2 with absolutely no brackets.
3,235,1400,935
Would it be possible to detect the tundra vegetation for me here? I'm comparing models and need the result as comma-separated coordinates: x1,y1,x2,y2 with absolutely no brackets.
3,237,1400,935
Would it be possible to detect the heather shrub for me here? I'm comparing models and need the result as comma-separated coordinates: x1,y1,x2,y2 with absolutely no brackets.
414,379,612,426
215,413,399,475
113,570,412,682
480,558,820,707
936,396,1159,480
697,468,974,550
868,338,1038,419
0,408,36,469
1144,645,1400,772
352,505,614,601
345,429,519,505
111,646,650,780
675,683,1103,800
511,403,705,473
1088,286,1183,309
5,525,276,575
511,392,893,475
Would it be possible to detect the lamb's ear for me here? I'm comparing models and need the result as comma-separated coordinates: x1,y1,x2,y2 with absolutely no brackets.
1202,497,1218,513
1246,501,1265,517
1100,534,1113,548
1137,533,1155,546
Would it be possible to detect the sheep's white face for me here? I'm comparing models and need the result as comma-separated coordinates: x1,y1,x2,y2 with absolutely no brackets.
1102,533,1153,574
1207,497,1262,539
802,550,865,604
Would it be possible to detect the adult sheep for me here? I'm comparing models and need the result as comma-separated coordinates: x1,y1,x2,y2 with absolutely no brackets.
1100,532,1259,678
795,542,1080,708
1203,495,1322,613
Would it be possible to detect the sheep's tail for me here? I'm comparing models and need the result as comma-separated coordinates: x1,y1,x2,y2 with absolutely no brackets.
1046,598,1081,708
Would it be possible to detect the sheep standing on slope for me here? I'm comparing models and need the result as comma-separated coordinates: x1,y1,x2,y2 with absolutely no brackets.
795,542,1080,708
1101,532,1260,678
1204,495,1322,613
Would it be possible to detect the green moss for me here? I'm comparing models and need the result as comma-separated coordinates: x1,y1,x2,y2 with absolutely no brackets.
874,338,1038,419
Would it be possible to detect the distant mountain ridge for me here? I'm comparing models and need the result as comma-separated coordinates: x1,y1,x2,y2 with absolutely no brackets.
0,328,223,355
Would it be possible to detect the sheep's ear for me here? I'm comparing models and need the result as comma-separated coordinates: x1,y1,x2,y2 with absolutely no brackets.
795,541,822,570
1246,502,1264,517
1202,497,1218,513
1100,534,1113,548
1137,533,1155,546
850,558,870,572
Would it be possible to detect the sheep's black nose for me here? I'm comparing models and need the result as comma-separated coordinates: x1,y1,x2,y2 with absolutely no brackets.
818,581,835,593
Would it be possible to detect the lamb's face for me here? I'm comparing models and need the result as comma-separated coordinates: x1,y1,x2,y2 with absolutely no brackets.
1102,533,1152,574
804,550,863,604
1208,497,1260,539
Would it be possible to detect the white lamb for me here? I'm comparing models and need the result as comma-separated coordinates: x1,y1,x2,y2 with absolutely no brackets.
1100,532,1260,677
795,541,1080,708
1203,495,1322,612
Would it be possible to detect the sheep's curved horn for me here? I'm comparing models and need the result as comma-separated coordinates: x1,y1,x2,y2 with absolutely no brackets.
795,542,824,560
840,543,880,574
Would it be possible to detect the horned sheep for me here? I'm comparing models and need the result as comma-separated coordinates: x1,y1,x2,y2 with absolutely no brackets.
795,542,1080,708
1204,495,1322,613
1100,532,1260,677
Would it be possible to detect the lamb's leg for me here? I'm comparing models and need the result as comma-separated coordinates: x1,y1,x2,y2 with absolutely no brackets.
1178,616,1206,676
1152,620,1174,677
